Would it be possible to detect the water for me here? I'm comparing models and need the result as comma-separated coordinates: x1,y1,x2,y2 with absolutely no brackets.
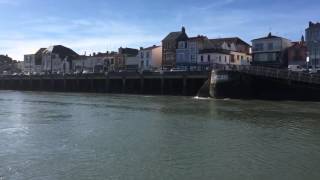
0,91,320,180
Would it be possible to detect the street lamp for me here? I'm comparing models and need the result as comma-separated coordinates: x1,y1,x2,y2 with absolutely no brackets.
307,55,310,71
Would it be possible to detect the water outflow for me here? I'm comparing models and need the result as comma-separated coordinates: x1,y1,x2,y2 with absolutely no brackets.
196,79,210,97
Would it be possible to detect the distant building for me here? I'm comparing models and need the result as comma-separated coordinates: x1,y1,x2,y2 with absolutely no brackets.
211,37,252,66
287,36,307,67
138,45,162,71
0,54,20,74
176,35,212,70
73,55,105,73
42,45,79,73
24,48,46,73
118,47,139,70
162,27,188,68
252,33,292,67
306,21,320,68
210,37,251,54
198,49,231,69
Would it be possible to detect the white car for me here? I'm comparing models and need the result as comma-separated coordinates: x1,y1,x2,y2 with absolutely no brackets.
288,65,305,72
170,68,187,72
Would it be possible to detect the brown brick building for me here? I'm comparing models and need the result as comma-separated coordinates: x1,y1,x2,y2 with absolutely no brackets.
287,36,307,67
162,27,188,68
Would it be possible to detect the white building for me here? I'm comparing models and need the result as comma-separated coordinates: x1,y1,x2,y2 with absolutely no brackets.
23,54,35,73
72,55,108,73
24,45,78,74
198,49,231,69
23,48,46,73
138,45,162,71
42,45,79,73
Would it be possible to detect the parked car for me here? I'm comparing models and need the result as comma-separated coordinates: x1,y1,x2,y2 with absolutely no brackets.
288,65,305,72
309,68,320,74
170,68,187,72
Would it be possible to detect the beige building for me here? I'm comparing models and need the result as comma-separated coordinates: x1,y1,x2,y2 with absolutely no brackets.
138,45,162,71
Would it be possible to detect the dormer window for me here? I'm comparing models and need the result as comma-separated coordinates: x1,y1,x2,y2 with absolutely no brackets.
178,41,186,49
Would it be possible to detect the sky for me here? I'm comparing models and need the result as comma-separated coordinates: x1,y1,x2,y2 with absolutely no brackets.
0,0,319,61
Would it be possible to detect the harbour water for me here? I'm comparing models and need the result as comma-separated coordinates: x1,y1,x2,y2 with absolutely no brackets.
0,91,320,180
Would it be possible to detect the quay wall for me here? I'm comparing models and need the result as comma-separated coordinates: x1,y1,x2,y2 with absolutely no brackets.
0,72,209,96
210,70,320,101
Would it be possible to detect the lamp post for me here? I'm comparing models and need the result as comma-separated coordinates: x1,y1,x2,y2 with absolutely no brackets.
307,55,310,71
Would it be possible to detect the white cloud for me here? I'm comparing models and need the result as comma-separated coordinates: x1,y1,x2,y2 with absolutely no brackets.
0,16,164,60
195,0,236,10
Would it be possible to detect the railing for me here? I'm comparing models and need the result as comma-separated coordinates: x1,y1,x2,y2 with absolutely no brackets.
213,65,320,85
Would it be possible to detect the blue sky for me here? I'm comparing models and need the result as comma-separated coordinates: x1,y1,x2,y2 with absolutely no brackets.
0,0,319,60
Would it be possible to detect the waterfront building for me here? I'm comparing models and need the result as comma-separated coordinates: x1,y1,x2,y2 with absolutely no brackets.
176,35,213,70
0,54,20,74
23,48,46,74
118,47,139,70
287,36,307,67
306,21,320,68
210,37,251,54
74,51,123,73
138,45,162,71
162,27,188,68
42,45,79,74
251,33,292,68
198,49,231,69
210,37,252,65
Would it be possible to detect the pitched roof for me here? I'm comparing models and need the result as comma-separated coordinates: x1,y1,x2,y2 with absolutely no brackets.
162,31,184,42
162,27,188,42
251,33,283,41
210,37,251,47
35,48,46,56
309,21,320,28
43,45,79,60
143,45,160,51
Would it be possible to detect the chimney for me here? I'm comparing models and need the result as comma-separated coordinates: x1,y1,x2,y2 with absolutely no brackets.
309,21,314,27
301,35,305,43
182,26,186,33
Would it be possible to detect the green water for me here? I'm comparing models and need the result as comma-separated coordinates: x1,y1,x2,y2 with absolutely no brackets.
0,91,320,180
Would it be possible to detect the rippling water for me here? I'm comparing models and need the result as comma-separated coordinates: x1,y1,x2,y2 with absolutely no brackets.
0,91,320,180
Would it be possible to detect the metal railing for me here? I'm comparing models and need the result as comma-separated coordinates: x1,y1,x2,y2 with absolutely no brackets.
214,65,320,85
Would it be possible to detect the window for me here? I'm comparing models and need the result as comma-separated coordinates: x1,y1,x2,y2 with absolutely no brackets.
146,52,150,58
191,55,196,61
219,56,221,62
267,53,273,61
237,55,240,60
254,43,264,51
208,55,211,62
201,56,204,62
178,41,186,49
268,43,274,50
140,52,144,59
